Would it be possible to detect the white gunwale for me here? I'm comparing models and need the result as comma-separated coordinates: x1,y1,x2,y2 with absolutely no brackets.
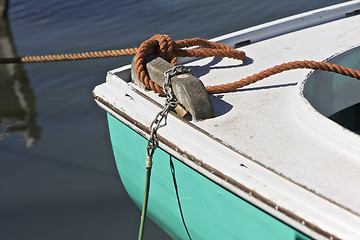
93,1,360,239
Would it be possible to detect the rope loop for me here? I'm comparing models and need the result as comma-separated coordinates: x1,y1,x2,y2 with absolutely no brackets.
2,34,360,95
134,34,246,94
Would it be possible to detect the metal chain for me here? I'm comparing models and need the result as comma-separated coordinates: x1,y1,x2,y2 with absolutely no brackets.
146,65,192,166
139,65,192,240
141,66,192,239
163,65,192,105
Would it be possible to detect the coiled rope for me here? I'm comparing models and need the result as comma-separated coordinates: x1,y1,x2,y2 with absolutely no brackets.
1,34,360,94
134,34,246,95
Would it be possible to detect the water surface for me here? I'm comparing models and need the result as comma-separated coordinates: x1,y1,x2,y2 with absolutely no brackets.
0,0,349,239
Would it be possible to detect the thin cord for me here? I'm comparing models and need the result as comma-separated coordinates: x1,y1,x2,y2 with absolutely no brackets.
170,156,193,240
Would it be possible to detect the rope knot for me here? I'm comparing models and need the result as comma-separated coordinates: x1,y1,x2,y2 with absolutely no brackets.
134,34,246,94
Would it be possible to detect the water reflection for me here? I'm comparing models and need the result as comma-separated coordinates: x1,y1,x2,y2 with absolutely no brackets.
0,18,40,147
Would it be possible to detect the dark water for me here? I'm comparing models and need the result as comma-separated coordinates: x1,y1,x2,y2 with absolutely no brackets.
0,0,349,239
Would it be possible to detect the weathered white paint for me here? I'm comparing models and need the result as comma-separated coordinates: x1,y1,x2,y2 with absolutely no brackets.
94,1,360,239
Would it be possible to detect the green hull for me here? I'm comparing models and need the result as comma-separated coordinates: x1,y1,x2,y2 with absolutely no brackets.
108,113,311,240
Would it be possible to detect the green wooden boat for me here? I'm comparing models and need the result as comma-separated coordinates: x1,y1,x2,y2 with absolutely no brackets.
93,1,360,239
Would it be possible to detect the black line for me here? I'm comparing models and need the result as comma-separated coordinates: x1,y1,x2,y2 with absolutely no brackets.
169,156,192,240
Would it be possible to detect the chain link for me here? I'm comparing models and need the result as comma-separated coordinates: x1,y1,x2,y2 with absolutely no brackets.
163,65,192,105
146,65,192,167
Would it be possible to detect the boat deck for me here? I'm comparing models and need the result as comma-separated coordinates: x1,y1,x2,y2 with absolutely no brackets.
193,11,360,215
93,2,360,239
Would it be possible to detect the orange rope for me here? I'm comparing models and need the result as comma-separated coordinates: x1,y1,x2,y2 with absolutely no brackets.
0,48,138,63
206,60,360,94
1,34,360,95
134,35,360,95
134,34,245,94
